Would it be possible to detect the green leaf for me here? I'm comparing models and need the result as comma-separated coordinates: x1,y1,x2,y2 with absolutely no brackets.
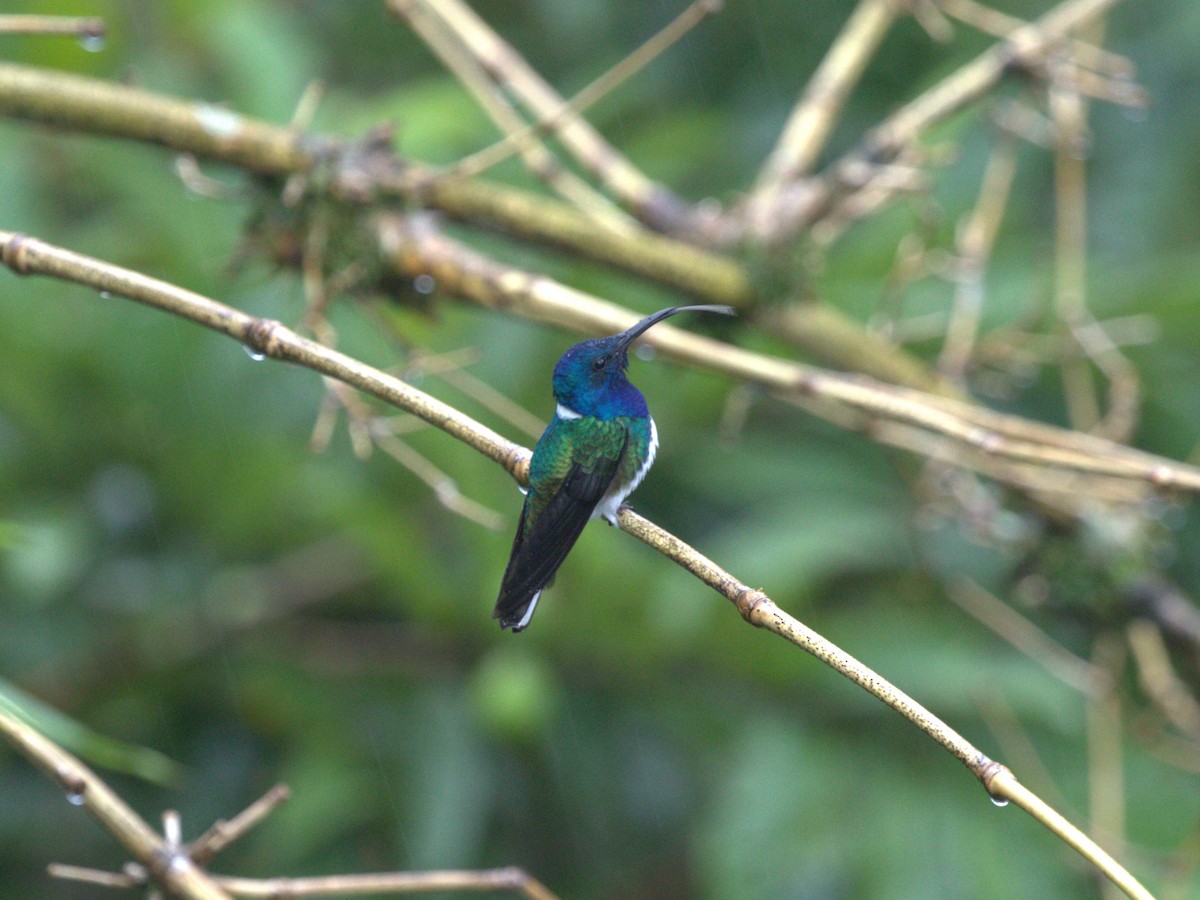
0,680,183,787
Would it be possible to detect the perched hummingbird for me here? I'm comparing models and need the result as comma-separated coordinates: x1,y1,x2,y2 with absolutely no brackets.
493,305,734,632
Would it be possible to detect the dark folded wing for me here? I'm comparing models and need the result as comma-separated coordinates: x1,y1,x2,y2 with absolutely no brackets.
493,432,626,628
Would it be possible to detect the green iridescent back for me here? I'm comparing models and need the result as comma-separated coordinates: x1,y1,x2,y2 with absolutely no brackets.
527,416,650,517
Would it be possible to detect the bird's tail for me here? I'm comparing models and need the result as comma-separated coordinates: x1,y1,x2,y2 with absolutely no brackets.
493,589,542,633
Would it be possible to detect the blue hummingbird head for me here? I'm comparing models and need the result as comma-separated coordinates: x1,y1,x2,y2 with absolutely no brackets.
551,305,734,419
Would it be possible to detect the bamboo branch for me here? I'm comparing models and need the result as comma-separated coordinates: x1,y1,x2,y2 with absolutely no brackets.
1051,54,1101,432
1127,619,1200,743
1048,45,1142,444
939,135,1018,380
986,767,1149,900
859,0,1129,169
947,580,1101,695
0,231,1157,899
935,0,1137,79
1087,637,1128,873
0,63,720,293
746,0,902,224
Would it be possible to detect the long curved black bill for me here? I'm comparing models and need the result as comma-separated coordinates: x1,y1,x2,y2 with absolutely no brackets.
613,304,735,354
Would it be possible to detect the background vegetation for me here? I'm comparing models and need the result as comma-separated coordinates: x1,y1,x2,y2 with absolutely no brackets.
2,1,1199,897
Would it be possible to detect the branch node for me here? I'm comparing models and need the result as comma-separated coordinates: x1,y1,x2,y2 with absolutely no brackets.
977,757,1011,799
245,317,287,359
967,427,1002,453
735,587,769,625
55,765,87,800
793,370,819,396
506,446,532,485
1149,464,1174,488
0,231,31,274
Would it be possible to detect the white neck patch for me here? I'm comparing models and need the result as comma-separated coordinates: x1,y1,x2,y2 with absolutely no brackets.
556,403,583,420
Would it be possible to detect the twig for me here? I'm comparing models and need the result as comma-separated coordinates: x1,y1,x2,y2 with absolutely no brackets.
189,786,292,865
214,868,558,899
6,708,559,898
0,231,1154,899
793,0,1133,245
1127,619,1200,742
447,0,722,182
400,346,547,439
871,418,1151,509
371,424,506,529
910,0,955,42
0,708,232,900
0,15,104,39
1051,54,1101,432
391,0,634,232
859,0,1128,169
758,299,953,394
1048,43,1142,443
935,0,1136,78
946,579,1102,694
391,0,693,231
939,136,1018,380
1087,637,1128,875
746,0,902,226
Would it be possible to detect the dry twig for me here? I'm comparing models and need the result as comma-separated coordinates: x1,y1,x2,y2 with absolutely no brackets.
0,14,104,39
388,0,693,231
444,0,722,183
0,709,559,898
745,0,903,234
796,0,1135,246
390,0,633,232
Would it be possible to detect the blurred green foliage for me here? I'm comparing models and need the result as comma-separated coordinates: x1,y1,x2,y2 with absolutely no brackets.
2,1,1199,898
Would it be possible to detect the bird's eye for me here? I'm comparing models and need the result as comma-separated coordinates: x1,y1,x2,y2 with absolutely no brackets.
593,356,608,370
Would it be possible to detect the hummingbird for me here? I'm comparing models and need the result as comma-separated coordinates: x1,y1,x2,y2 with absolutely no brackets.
493,305,734,632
